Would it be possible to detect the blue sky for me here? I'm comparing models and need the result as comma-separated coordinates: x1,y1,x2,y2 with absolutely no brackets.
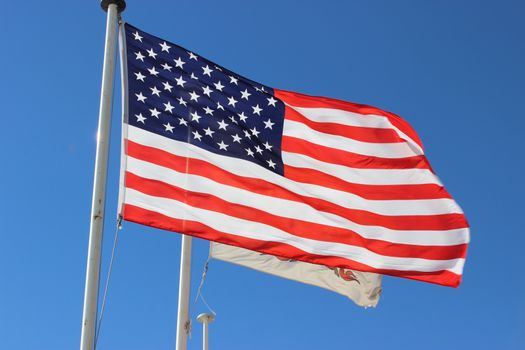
1,0,524,349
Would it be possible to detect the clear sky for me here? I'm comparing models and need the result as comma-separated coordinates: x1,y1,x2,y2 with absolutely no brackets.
1,0,523,349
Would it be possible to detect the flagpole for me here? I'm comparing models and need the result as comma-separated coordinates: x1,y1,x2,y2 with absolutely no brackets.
80,1,125,350
175,235,193,350
197,313,215,350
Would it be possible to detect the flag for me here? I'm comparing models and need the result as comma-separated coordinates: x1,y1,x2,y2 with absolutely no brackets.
210,242,382,307
118,22,470,287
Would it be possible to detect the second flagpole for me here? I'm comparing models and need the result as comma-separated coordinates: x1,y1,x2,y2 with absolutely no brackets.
175,235,192,350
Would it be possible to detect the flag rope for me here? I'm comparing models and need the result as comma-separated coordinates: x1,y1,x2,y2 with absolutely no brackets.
94,216,122,348
194,254,216,316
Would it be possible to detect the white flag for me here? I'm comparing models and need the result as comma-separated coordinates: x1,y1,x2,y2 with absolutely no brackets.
210,242,382,307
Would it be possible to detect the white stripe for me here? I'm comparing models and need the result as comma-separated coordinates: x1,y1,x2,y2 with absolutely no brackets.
127,126,463,216
282,151,443,186
129,125,433,186
287,105,391,129
286,104,424,155
125,188,465,274
128,155,456,216
126,156,469,246
126,126,469,244
284,120,418,159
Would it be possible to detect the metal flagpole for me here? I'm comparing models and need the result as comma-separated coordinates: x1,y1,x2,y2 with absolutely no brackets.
175,235,193,350
80,1,126,349
196,313,215,350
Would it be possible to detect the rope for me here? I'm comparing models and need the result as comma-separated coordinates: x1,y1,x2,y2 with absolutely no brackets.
94,216,122,348
194,256,216,316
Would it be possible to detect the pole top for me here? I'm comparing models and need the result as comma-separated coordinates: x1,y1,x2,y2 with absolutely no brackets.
197,313,216,324
100,0,126,13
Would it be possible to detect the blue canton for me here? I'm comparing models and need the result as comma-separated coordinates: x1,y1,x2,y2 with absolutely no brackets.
125,23,285,175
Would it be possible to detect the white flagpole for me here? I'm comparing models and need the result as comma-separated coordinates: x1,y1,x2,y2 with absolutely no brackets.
197,313,216,350
175,235,193,350
80,1,125,349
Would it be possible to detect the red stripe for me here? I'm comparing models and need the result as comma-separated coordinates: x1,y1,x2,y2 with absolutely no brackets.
282,136,431,170
130,138,439,202
123,204,461,287
284,165,452,200
127,140,468,231
275,89,424,151
126,171,467,260
284,105,404,144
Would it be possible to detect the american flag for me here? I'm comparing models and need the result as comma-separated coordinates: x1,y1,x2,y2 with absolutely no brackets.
119,23,469,287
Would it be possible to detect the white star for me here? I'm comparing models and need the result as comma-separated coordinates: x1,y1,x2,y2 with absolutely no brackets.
229,115,238,124
229,75,239,85
204,127,215,137
192,130,202,141
147,48,157,59
149,108,161,118
133,31,143,42
175,75,187,87
135,92,147,103
135,51,145,62
217,140,229,150
150,86,161,96
250,127,260,137
161,63,172,71
243,130,252,139
202,65,213,76
267,159,276,169
263,118,275,129
178,117,188,126
190,72,198,80
217,120,229,130
190,111,202,123
159,41,171,52
252,104,262,115
134,71,146,82
213,81,224,91
188,51,198,60
240,89,251,100
164,101,175,113
162,81,173,92
216,102,225,110
214,65,223,71
203,106,214,115
238,112,248,122
267,96,278,107
148,66,159,76
189,91,200,102
232,134,242,143
254,145,263,154
245,148,254,157
177,97,187,106
263,141,273,150
164,122,175,132
202,85,213,97
135,113,146,124
174,57,185,69
227,96,238,107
